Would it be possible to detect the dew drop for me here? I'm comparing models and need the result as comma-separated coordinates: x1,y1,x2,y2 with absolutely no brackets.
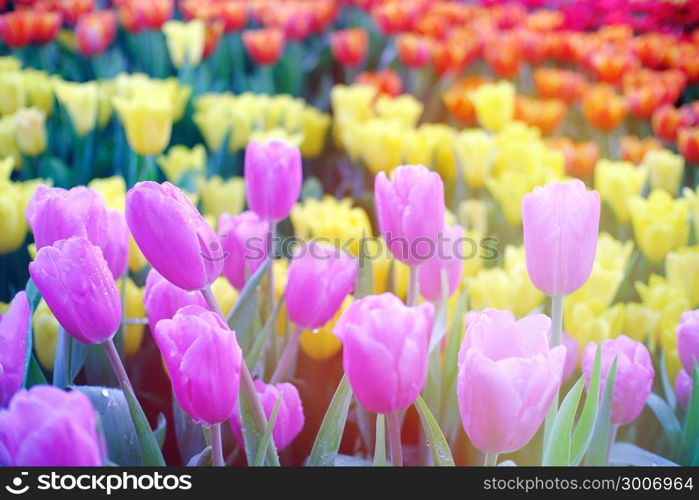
101,389,110,398
311,329,319,335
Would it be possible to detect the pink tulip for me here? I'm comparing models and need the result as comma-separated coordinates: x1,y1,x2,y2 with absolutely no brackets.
522,179,600,296
285,243,357,329
143,268,207,330
154,305,242,425
676,370,692,410
418,223,464,302
333,293,434,413
457,309,565,454
25,185,107,251
0,291,29,407
0,386,103,466
582,335,654,426
29,237,121,344
102,209,129,279
229,380,305,452
562,332,580,382
126,181,223,291
244,140,302,222
677,309,699,375
375,165,445,266
218,210,270,290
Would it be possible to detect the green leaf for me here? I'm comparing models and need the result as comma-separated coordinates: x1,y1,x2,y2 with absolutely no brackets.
373,414,386,466
227,258,270,352
542,377,584,465
254,392,283,466
570,345,602,465
584,358,618,466
414,395,455,466
679,362,699,465
645,393,682,452
300,176,323,200
172,399,206,465
238,386,280,466
122,382,166,466
74,386,142,466
355,235,374,299
154,413,167,450
24,355,47,387
609,442,678,466
441,285,468,437
308,374,353,466
69,339,89,382
186,446,212,467
22,278,42,389
245,293,284,370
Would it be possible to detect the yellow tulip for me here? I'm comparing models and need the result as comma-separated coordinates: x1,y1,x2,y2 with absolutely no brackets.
455,129,496,189
193,108,232,152
457,199,488,237
0,56,21,73
211,276,238,317
369,237,409,298
163,20,206,69
331,84,376,148
485,171,531,225
121,277,145,357
157,144,206,183
88,176,126,210
636,274,689,354
623,302,660,343
0,180,28,254
0,117,20,169
0,156,12,182
565,300,625,347
23,69,54,115
291,196,372,256
97,80,115,127
264,95,304,130
594,159,647,224
286,107,331,159
53,80,98,136
375,94,423,127
13,108,46,157
684,186,699,240
355,119,406,175
250,127,303,147
300,296,352,361
199,175,245,221
129,235,148,273
33,300,59,370
643,148,684,195
469,81,515,132
629,189,688,263
0,72,25,116
418,124,458,181
113,93,173,155
666,246,699,308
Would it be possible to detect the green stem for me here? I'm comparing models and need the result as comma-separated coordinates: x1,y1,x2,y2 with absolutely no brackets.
373,414,386,466
266,221,277,319
103,338,134,391
211,423,225,467
386,411,403,466
53,327,71,388
484,452,499,466
269,326,301,384
407,265,419,306
550,295,563,348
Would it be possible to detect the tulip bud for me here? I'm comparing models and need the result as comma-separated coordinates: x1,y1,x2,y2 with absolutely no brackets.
113,94,173,156
29,237,121,345
13,108,46,157
218,211,269,291
0,291,29,407
469,81,515,133
457,309,565,454
53,81,98,137
229,380,304,451
163,20,206,69
333,293,434,413
375,164,445,266
418,224,464,302
154,305,242,425
285,243,357,330
0,386,104,466
522,179,600,296
143,269,207,331
677,310,699,376
126,181,223,291
26,185,108,252
583,335,654,425
643,149,684,196
675,370,692,410
244,140,302,222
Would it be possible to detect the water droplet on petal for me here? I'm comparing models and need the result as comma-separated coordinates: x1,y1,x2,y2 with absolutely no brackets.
101,389,110,398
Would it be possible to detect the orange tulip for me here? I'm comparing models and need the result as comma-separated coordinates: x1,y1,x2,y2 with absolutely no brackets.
116,0,173,32
514,95,566,136
533,68,587,104
242,28,284,66
331,28,368,68
355,69,402,97
633,33,674,69
483,31,523,79
442,76,486,126
586,46,640,85
627,85,667,120
546,137,599,180
620,136,661,165
651,104,696,143
678,127,699,164
76,10,116,56
582,84,627,132
0,11,35,47
371,0,420,36
202,20,224,59
396,33,431,69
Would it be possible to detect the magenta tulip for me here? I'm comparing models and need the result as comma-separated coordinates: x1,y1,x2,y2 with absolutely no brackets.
244,140,302,222
375,164,445,266
418,223,464,302
582,335,654,426
677,309,699,375
229,380,305,452
457,309,565,454
218,210,270,290
126,181,223,291
25,185,107,251
0,291,29,407
0,386,103,466
103,209,129,279
143,268,207,330
522,179,600,296
285,243,357,330
333,293,434,413
154,305,242,425
29,237,121,345
676,370,692,410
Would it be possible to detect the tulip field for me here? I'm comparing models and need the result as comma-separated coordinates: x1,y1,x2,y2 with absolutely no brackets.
1,0,699,470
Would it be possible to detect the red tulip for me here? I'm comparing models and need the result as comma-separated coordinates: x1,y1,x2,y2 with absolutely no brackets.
242,28,284,66
75,10,116,57
331,28,368,68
